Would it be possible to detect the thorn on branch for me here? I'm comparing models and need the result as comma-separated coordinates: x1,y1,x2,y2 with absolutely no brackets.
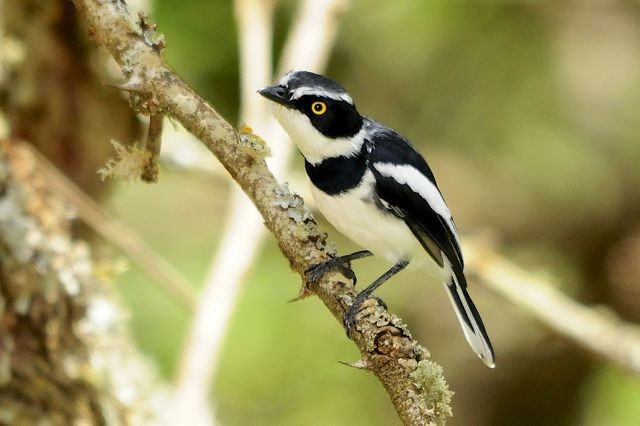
287,285,313,303
338,359,371,370
104,76,145,93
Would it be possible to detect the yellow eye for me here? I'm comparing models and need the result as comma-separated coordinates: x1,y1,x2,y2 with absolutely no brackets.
311,101,327,115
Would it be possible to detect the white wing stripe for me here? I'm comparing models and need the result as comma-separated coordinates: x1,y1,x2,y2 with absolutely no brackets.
373,162,461,249
373,163,449,216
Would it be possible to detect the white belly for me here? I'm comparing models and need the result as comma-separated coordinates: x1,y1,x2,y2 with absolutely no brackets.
311,173,424,265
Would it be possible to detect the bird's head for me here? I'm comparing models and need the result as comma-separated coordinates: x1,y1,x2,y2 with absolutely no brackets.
259,71,365,164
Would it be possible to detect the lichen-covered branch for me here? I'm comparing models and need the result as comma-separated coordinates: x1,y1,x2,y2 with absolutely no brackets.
70,0,452,424
0,140,166,424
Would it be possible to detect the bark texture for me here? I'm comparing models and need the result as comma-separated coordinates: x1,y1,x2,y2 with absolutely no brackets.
0,140,164,425
70,0,453,424
0,0,139,195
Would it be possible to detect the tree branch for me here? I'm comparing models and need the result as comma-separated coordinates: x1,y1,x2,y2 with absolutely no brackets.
465,238,640,375
70,1,452,424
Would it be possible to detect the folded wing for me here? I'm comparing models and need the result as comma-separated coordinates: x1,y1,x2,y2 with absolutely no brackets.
367,123,495,367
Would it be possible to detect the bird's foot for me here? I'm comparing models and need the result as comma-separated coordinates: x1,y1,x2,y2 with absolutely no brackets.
343,293,387,335
305,257,357,286
372,295,388,310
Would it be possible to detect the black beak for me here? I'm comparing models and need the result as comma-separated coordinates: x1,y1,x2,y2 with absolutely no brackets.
258,85,290,106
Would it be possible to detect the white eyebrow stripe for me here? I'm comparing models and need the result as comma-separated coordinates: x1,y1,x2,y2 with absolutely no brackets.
373,162,461,247
290,86,353,104
278,71,294,87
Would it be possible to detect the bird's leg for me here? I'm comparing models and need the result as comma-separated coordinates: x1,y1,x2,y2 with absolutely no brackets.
305,250,373,285
344,260,409,334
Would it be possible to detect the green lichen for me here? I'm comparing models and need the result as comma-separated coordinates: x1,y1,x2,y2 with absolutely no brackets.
274,183,337,257
274,182,312,223
98,140,151,182
410,360,454,425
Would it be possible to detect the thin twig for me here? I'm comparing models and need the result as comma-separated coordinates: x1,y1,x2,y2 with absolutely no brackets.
28,144,197,310
465,238,640,375
70,1,454,424
141,113,164,182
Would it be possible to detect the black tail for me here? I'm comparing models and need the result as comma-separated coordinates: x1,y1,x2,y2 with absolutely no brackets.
443,273,495,368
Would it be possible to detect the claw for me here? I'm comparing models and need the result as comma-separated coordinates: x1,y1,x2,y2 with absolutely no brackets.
343,293,366,335
342,259,406,337
372,295,387,310
305,258,356,284
343,295,387,336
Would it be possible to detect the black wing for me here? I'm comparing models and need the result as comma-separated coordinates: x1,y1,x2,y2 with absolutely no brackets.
365,120,495,366
366,122,465,285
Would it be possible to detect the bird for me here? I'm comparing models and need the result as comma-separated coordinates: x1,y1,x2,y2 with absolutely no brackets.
259,70,495,368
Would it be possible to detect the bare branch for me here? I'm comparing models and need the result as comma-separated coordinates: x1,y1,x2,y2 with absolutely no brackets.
70,1,452,424
465,238,640,375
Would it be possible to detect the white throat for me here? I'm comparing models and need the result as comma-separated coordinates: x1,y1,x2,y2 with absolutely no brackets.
272,105,365,164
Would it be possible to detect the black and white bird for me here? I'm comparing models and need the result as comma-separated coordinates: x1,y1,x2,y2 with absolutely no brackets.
259,71,495,368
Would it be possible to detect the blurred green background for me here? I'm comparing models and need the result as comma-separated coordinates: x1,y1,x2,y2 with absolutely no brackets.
101,0,640,425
